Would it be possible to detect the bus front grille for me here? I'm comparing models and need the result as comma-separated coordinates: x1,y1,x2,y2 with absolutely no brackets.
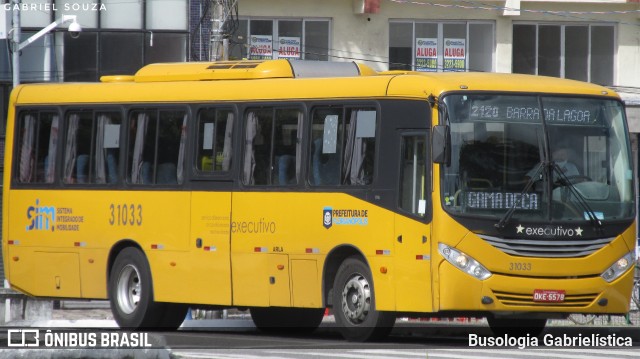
492,290,598,307
478,234,614,258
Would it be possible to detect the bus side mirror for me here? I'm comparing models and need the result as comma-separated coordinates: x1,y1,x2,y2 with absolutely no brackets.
432,125,450,165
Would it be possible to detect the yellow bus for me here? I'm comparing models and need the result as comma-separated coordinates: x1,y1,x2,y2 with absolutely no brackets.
2,59,636,341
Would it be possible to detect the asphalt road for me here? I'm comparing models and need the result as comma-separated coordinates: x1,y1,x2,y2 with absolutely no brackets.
166,322,640,358
2,304,640,358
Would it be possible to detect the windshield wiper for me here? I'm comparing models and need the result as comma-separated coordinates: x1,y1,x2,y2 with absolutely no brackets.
552,163,603,230
495,162,545,229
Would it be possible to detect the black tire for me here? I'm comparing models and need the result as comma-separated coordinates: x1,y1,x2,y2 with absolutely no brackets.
109,247,164,329
487,316,547,338
332,256,395,342
250,307,325,333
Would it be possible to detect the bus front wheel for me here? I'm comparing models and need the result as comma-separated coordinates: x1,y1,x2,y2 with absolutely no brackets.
109,247,164,329
332,257,395,341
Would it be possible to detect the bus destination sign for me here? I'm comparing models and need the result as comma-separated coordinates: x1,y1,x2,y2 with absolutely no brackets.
466,97,601,125
466,191,539,210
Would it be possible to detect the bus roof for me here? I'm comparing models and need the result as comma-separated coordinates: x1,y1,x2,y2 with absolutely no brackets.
12,60,619,105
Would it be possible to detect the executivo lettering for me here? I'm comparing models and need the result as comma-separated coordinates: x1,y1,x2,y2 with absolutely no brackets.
516,224,583,237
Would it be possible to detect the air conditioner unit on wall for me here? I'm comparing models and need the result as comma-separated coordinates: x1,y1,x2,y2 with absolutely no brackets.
353,0,380,15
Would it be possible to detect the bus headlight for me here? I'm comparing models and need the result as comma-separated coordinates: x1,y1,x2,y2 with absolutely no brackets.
438,243,492,280
601,251,635,283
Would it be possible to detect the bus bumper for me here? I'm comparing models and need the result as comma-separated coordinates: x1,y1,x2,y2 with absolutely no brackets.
437,261,633,314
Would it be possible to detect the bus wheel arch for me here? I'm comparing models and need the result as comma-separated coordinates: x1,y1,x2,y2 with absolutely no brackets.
107,239,144,288
322,245,366,308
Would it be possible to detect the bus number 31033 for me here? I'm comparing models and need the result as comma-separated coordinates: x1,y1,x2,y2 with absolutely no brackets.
109,204,143,226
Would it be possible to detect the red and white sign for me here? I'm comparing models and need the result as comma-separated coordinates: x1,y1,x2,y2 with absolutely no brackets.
278,37,301,59
444,38,466,71
415,38,437,72
249,35,273,60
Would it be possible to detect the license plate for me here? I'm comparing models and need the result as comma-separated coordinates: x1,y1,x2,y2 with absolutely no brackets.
533,289,565,303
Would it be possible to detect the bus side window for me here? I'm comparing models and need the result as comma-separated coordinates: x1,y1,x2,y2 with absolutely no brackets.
16,111,58,184
244,109,271,185
196,108,234,173
310,108,342,186
309,107,376,186
128,109,186,185
157,111,186,184
243,108,302,186
129,111,155,184
100,114,122,184
273,109,302,185
343,109,377,185
63,111,121,185
63,112,92,184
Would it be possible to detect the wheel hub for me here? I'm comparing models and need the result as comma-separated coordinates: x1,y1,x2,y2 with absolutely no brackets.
340,273,371,324
116,264,141,314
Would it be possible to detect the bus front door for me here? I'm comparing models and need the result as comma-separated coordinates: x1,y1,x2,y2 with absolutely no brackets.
393,131,432,312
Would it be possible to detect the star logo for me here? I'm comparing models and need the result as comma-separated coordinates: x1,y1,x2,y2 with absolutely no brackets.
575,227,583,236
516,224,524,234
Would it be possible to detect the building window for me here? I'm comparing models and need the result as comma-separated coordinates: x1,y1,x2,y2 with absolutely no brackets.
63,32,98,82
231,18,331,61
100,33,144,77
17,1,189,82
101,0,143,29
145,33,189,64
389,21,494,72
512,24,615,85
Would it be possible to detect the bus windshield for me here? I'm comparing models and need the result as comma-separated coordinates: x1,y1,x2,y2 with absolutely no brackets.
441,94,634,223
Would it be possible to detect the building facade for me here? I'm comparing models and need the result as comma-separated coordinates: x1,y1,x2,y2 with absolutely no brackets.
211,0,639,88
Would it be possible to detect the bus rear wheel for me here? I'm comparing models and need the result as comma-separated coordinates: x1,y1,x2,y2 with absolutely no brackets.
109,247,164,329
250,307,325,333
332,257,395,342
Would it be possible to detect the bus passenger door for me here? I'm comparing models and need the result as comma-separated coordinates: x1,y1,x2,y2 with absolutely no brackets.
393,131,433,312
189,190,232,305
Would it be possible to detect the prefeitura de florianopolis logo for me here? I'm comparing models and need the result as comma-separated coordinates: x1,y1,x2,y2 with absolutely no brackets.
323,207,333,229
322,206,369,229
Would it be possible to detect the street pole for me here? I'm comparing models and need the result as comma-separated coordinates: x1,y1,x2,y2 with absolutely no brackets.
210,0,224,61
12,0,21,88
209,0,232,61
